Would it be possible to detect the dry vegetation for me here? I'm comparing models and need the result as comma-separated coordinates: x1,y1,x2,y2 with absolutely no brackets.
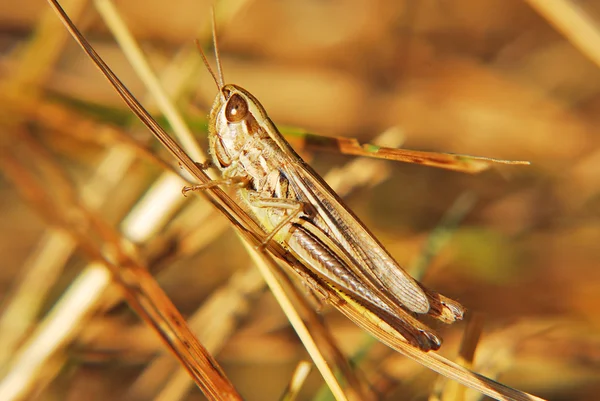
0,0,599,400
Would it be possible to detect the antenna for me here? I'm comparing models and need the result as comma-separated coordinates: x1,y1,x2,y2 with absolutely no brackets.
195,7,225,90
211,7,225,89
195,39,221,90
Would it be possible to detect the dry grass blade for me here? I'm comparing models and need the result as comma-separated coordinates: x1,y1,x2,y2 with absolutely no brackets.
243,242,358,401
0,131,242,401
4,0,88,93
0,230,74,368
299,135,530,173
525,0,600,69
0,262,109,401
0,0,89,369
279,361,313,401
93,0,205,163
330,292,545,401
0,3,201,391
130,265,263,401
3,96,176,173
457,313,485,371
44,0,255,229
429,313,485,401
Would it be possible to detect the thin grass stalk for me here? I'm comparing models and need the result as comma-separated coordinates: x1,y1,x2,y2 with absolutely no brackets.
0,0,89,370
279,360,313,401
525,0,600,69
0,141,242,401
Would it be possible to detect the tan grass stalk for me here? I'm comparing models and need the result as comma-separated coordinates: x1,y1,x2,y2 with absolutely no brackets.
279,360,313,401
4,0,89,93
0,264,110,400
0,138,242,400
525,0,600,69
0,0,89,371
94,0,206,163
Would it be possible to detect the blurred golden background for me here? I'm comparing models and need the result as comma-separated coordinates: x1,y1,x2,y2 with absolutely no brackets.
0,0,599,400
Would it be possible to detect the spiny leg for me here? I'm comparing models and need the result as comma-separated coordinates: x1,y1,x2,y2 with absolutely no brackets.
246,191,307,247
181,176,249,197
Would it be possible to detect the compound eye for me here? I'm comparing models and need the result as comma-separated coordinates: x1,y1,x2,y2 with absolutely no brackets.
224,94,248,123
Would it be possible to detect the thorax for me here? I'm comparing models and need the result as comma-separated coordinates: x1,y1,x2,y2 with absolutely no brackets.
209,117,296,201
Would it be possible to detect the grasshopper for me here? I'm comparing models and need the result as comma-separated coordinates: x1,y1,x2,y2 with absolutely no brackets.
34,3,543,400
45,1,532,353
181,37,465,351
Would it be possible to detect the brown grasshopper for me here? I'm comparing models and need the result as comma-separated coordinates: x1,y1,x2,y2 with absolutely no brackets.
45,1,531,353
38,3,546,400
181,40,465,350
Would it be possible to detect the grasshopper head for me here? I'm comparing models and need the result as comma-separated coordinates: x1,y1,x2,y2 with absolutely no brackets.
210,84,270,133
